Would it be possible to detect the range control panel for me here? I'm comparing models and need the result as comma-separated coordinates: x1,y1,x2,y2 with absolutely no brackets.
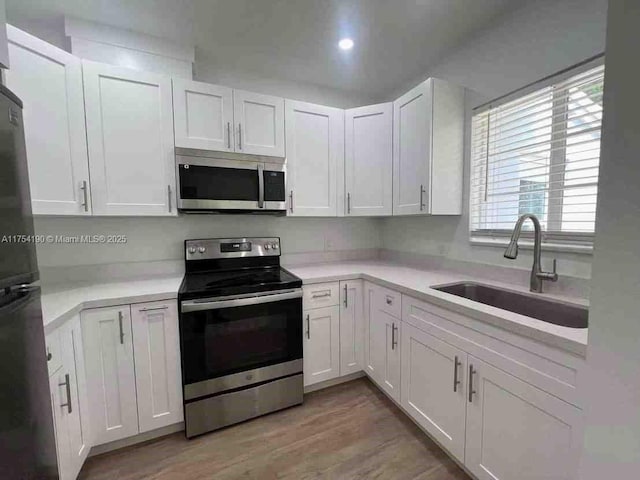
185,237,280,261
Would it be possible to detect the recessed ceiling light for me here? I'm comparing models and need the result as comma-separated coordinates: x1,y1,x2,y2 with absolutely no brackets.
338,38,354,50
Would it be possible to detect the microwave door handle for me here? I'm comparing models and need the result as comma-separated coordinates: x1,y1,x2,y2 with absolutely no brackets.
258,164,265,209
181,289,302,313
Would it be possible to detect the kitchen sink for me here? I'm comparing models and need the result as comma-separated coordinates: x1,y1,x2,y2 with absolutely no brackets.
432,282,588,328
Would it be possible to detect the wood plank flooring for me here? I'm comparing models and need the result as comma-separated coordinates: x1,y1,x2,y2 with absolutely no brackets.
79,378,471,479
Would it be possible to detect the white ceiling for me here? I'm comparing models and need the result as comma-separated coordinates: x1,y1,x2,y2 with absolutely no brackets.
6,0,530,99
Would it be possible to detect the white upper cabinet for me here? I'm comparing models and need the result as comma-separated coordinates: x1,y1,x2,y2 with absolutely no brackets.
345,103,393,216
131,300,183,433
5,25,91,215
83,60,176,216
172,79,234,152
234,89,285,157
0,1,8,68
393,78,464,216
285,100,344,216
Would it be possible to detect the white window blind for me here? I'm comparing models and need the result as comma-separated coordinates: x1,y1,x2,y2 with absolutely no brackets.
471,63,604,245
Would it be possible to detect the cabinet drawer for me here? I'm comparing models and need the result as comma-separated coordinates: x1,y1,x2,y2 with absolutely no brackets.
376,285,401,318
303,282,340,309
45,330,62,376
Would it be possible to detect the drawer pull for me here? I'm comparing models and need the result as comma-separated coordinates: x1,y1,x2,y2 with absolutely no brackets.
386,297,393,305
311,292,331,299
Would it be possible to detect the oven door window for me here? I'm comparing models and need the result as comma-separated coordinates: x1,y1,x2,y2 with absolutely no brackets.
179,164,258,201
180,297,302,385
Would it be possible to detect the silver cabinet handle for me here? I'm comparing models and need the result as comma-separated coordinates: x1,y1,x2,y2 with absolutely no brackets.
80,180,88,212
391,322,398,350
347,193,351,214
289,190,294,213
118,311,125,345
59,373,72,414
420,184,426,211
453,356,461,392
139,306,168,312
238,123,242,150
311,292,331,299
306,314,310,339
468,364,476,403
227,122,231,149
343,284,348,308
167,185,172,212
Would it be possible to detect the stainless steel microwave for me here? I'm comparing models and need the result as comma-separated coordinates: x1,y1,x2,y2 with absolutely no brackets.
176,149,286,214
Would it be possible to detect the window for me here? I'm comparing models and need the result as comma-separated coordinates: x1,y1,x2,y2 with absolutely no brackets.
470,63,604,245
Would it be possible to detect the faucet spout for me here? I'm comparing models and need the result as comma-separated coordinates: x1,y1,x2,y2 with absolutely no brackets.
503,214,558,293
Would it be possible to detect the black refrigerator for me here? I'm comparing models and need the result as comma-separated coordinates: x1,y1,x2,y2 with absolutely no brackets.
0,84,58,478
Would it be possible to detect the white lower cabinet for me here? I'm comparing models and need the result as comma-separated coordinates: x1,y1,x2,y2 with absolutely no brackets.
465,356,583,480
363,282,401,403
82,305,139,445
339,280,364,376
303,305,340,385
400,323,467,462
302,281,365,386
82,300,182,446
131,301,183,433
48,314,90,480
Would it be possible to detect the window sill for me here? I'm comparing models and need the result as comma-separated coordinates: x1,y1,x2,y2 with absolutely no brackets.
469,237,594,255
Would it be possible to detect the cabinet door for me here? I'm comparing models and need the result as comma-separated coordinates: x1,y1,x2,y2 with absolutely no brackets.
285,100,344,216
339,280,364,376
303,306,340,386
393,79,432,215
233,89,285,157
131,301,183,433
59,316,90,479
465,356,583,480
83,60,176,216
82,306,139,445
401,323,467,462
5,25,91,215
172,79,234,152
345,103,393,216
49,373,71,480
364,284,401,402
377,310,401,402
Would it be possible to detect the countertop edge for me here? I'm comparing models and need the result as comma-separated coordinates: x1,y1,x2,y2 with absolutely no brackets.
296,271,587,357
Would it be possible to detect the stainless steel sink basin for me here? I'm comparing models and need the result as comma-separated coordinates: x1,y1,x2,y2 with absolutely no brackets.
432,282,588,328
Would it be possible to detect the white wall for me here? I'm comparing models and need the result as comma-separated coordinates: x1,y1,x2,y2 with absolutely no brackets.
33,216,381,268
380,0,608,279
580,1,640,476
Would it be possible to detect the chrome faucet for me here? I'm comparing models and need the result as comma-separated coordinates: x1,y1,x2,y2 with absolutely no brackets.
504,214,558,293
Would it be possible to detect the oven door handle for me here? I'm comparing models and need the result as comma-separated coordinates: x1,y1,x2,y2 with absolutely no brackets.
181,289,302,313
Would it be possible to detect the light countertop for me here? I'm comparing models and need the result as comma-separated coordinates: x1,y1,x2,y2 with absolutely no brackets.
286,261,588,356
41,276,183,334
41,260,588,356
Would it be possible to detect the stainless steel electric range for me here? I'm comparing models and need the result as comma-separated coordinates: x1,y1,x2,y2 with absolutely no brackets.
178,237,303,438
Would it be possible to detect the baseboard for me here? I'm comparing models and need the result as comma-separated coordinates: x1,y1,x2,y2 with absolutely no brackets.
304,371,365,394
88,422,185,457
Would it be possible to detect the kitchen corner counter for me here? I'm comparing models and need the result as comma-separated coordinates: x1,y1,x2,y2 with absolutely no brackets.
285,261,588,356
41,276,184,334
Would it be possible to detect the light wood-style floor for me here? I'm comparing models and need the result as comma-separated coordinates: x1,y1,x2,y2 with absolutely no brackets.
79,378,471,479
